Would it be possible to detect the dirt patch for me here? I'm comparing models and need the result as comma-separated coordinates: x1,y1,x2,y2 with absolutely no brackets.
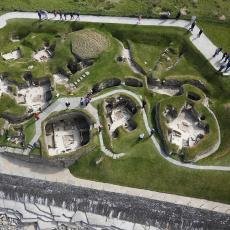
71,29,109,59
224,103,230,110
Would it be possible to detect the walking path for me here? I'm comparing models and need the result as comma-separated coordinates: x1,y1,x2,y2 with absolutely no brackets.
0,12,229,75
0,12,230,215
1,88,227,171
1,152,230,215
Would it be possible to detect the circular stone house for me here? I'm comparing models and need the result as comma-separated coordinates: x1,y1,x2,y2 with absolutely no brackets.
43,111,92,156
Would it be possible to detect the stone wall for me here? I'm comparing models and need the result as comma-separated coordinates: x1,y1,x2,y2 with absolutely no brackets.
0,174,229,229
1,145,97,168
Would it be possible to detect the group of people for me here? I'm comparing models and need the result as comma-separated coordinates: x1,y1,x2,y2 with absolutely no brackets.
37,10,80,21
80,97,91,106
213,48,230,72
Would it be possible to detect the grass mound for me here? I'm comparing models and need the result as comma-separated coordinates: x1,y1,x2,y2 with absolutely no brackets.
71,29,109,59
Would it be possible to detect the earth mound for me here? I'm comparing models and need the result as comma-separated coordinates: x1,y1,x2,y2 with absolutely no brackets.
71,29,109,59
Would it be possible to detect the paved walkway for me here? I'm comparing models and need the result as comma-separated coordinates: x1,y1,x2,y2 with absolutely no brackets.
0,153,230,215
0,12,230,215
0,12,229,75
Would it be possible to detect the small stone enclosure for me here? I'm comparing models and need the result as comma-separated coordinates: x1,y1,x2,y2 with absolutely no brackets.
44,111,92,156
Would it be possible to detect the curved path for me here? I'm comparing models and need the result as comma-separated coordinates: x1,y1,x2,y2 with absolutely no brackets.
13,88,227,171
0,12,229,75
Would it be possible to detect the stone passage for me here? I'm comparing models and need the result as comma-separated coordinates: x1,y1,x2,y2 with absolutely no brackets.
45,111,91,156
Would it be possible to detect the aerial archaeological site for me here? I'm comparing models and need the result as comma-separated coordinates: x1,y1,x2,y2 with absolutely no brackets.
0,0,229,229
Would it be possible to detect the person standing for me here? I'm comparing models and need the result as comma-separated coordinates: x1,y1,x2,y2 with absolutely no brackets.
37,10,41,20
76,12,80,20
137,15,142,24
224,53,230,62
218,62,226,72
59,11,63,20
197,28,203,37
53,10,57,17
70,12,74,20
225,61,230,72
65,101,70,109
189,21,196,31
221,52,227,60
213,47,222,57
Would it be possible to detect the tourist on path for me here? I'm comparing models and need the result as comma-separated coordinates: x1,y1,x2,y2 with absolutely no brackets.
142,99,146,109
137,15,142,24
76,12,80,20
37,10,41,20
80,98,84,106
70,12,74,20
225,62,230,72
65,101,70,109
64,13,67,20
213,47,222,57
175,11,181,20
149,128,155,137
197,28,203,37
224,54,230,62
221,52,228,60
98,124,103,133
218,63,226,72
34,112,40,120
59,11,63,20
53,10,57,17
189,21,195,31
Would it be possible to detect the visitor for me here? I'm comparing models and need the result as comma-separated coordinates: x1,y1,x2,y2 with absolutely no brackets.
59,11,63,20
225,61,230,72
213,47,222,57
65,101,70,109
149,128,155,137
197,28,203,37
80,98,84,106
98,124,103,132
221,52,228,61
53,10,57,17
142,99,146,109
218,63,226,72
64,13,67,20
70,12,74,20
34,112,40,120
189,21,196,31
108,124,111,130
139,133,145,140
175,11,181,20
224,53,230,62
85,97,91,106
37,10,42,20
137,15,142,24
76,12,80,20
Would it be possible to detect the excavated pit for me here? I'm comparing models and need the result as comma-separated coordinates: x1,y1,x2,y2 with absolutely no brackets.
45,112,91,156
164,103,209,149
105,96,137,137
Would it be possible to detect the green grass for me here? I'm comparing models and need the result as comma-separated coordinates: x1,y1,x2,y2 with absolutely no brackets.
24,118,36,145
70,144,230,205
0,0,230,22
0,18,230,203
0,94,26,116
